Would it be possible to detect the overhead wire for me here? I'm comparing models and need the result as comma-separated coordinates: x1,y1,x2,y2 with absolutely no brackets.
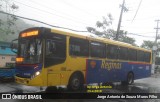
128,33,155,38
0,11,88,32
26,0,95,25
0,1,154,39
1,10,154,38
59,0,99,19
14,0,93,27
131,0,143,22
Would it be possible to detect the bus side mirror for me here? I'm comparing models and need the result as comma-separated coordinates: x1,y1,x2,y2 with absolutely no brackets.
11,39,18,54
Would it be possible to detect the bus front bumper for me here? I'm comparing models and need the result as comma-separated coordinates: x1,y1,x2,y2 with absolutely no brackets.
15,76,30,85
15,75,43,86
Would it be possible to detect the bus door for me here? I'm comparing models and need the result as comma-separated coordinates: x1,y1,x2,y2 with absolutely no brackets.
44,34,66,86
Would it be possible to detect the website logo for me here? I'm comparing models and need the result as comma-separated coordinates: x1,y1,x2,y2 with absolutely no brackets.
2,94,11,99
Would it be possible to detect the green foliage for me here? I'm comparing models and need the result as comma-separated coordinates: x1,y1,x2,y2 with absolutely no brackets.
86,14,136,46
120,36,136,46
0,0,33,42
0,0,18,35
141,40,155,50
0,13,33,42
87,14,113,37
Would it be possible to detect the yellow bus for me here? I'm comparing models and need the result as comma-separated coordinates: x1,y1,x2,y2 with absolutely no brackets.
14,27,152,91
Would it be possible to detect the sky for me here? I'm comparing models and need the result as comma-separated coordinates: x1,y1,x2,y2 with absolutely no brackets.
10,0,160,45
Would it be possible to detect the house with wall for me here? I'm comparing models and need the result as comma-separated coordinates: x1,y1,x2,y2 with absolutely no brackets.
0,41,16,68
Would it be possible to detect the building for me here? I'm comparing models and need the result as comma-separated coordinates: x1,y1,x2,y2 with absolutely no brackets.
0,41,16,68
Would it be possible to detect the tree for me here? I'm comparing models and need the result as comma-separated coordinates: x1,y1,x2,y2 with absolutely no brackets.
86,14,136,45
141,40,155,50
120,36,136,46
0,0,18,36
87,14,113,38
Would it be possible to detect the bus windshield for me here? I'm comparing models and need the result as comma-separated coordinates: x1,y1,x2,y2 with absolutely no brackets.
18,38,42,64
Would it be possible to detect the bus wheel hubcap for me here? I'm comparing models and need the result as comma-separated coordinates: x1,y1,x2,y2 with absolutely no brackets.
72,79,80,88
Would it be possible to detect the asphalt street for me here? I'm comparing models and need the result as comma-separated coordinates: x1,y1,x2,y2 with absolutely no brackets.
0,74,160,102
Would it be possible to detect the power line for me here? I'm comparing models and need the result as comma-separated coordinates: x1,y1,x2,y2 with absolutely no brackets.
0,11,88,32
123,16,160,22
128,33,155,38
131,0,143,22
26,0,94,25
14,0,93,26
59,0,99,19
0,10,154,39
133,32,155,34
16,9,89,30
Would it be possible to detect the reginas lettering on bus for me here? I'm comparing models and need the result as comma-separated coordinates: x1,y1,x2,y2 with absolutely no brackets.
101,60,122,70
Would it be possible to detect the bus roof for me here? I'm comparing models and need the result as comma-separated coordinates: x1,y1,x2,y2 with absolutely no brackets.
50,28,151,52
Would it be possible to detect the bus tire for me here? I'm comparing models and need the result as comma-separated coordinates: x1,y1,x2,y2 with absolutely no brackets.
127,72,134,85
45,86,58,93
67,72,84,91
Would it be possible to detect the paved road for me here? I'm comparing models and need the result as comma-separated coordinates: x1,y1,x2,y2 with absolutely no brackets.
0,74,160,102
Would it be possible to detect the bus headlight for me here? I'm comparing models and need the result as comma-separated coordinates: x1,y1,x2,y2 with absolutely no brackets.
35,71,40,76
31,71,41,79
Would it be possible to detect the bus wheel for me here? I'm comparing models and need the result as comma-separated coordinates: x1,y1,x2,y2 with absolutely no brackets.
45,86,58,93
127,72,134,85
67,73,84,91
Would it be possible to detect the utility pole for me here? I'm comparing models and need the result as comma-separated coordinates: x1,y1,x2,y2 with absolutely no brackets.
154,20,160,45
115,0,125,40
152,20,160,74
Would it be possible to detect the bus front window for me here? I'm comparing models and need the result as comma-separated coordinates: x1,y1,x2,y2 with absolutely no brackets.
18,38,42,64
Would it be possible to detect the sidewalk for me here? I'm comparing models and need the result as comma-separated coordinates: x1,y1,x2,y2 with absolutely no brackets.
151,73,160,78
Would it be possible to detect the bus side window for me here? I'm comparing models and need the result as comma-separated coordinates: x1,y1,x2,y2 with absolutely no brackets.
49,42,56,53
144,52,151,63
137,50,144,62
90,41,106,58
45,34,66,67
118,47,128,60
128,49,137,61
46,39,66,58
46,40,56,56
69,37,89,57
106,44,118,59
